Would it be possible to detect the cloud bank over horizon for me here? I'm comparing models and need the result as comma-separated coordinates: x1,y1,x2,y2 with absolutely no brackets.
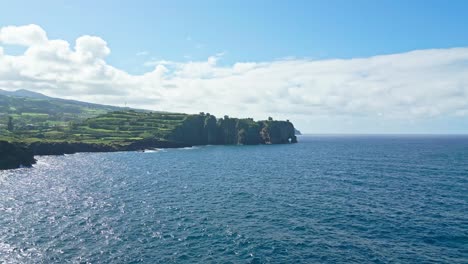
1,24,468,133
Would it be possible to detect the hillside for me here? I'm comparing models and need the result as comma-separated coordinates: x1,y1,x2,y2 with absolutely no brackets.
2,110,297,145
0,89,298,170
10,110,189,145
0,89,137,130
0,90,298,145
0,89,50,99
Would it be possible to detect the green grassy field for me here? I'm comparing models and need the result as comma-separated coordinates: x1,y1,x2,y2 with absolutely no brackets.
0,92,134,129
0,90,297,148
1,110,189,146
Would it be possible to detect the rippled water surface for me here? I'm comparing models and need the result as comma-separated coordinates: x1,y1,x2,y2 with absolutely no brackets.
1,135,467,263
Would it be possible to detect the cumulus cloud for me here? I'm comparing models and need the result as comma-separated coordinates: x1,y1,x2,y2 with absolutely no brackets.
0,24,48,46
75,35,110,60
1,24,468,132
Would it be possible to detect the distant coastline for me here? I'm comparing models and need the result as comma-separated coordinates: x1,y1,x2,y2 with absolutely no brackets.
0,121,297,170
0,90,298,170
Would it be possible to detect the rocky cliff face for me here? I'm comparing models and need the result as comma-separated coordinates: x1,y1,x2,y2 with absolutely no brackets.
260,120,297,144
0,141,36,170
1,114,297,170
169,114,297,145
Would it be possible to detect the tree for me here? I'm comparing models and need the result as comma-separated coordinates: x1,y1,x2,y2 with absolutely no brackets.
268,117,273,121
7,116,14,131
69,121,78,129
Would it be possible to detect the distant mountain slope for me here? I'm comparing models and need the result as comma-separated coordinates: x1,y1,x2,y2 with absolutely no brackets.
0,89,50,99
0,89,136,129
0,89,133,110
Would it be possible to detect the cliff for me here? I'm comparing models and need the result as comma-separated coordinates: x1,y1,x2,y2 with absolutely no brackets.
260,120,298,144
169,114,297,145
0,141,36,170
1,111,298,170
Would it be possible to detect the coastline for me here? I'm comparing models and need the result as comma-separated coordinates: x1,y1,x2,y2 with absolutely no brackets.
1,136,298,171
1,113,298,171
0,139,192,171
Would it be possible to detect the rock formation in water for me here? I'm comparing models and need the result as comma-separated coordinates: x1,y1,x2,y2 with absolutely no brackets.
0,141,36,170
260,120,298,144
169,113,297,145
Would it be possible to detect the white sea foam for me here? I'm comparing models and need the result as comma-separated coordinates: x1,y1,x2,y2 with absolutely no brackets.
35,159,50,167
180,146,199,150
143,149,160,153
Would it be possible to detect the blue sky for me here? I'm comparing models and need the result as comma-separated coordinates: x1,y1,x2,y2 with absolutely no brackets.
0,1,468,133
2,0,467,71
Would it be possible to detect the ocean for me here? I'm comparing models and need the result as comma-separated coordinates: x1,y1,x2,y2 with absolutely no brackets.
0,135,467,263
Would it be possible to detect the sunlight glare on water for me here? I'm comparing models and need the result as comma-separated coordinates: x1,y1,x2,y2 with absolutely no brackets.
0,135,467,263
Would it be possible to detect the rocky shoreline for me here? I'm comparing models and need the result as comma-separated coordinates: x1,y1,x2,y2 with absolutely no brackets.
0,139,192,170
1,120,298,170
0,141,37,170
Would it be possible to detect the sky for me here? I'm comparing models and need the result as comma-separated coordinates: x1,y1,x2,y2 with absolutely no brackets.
0,0,468,133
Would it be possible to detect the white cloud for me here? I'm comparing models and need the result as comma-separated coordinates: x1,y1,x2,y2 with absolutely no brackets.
1,24,468,133
75,35,110,60
0,24,48,46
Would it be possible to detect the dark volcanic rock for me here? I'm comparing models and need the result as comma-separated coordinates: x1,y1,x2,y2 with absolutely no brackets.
260,120,297,144
28,139,191,156
170,114,207,145
0,141,36,170
1,113,297,171
170,114,298,145
29,142,117,155
204,115,218,144
235,119,262,145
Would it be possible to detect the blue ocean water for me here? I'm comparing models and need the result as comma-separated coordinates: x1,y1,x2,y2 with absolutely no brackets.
0,135,467,263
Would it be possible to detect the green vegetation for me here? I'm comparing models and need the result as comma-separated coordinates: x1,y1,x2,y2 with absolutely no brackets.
1,110,296,145
0,91,136,129
0,91,178,145
1,110,188,146
0,89,297,170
